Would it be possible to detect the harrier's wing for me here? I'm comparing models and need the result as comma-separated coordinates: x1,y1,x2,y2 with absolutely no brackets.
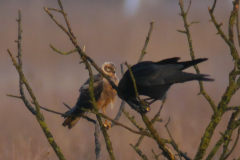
62,74,104,129
77,74,104,107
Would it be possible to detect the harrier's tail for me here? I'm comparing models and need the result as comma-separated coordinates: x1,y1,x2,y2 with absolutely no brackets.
62,106,85,129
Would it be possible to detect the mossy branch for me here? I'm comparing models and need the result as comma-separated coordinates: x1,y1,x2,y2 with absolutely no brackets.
44,1,117,159
16,10,36,115
206,108,240,160
7,49,66,160
82,108,151,137
141,113,175,160
130,144,149,160
122,108,144,131
7,10,65,160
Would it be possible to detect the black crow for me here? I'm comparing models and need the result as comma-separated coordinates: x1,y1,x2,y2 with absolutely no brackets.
117,57,214,112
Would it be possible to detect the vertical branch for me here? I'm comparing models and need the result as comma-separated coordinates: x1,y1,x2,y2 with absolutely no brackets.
44,1,116,159
85,60,116,160
138,20,154,63
16,10,36,115
141,113,175,160
236,9,240,46
130,144,149,160
8,10,65,159
7,50,66,160
179,0,217,113
94,122,101,160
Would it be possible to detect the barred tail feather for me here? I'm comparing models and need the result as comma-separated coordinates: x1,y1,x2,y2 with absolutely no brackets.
62,105,85,129
62,116,81,129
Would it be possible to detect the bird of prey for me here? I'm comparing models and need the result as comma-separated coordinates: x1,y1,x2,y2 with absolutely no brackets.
117,57,214,112
62,62,119,129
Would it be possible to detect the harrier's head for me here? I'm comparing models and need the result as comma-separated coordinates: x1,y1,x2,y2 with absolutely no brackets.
102,62,116,77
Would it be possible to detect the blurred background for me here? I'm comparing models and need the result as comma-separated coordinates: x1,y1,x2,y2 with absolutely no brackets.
1,0,240,159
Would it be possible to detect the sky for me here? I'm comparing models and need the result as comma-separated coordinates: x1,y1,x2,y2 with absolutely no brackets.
0,0,239,160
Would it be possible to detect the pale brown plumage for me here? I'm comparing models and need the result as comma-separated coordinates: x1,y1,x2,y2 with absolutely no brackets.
62,62,118,129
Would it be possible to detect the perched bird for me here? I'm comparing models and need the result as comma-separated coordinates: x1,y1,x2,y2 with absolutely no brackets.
62,62,119,129
117,57,214,112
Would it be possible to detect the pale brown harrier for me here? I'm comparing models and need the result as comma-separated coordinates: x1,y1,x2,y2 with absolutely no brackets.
63,62,119,129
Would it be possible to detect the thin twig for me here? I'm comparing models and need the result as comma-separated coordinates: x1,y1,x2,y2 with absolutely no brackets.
62,102,71,110
211,0,217,12
50,44,77,55
130,144,148,160
16,10,36,115
152,149,161,160
135,99,166,148
226,106,240,111
122,109,144,131
186,0,192,15
7,93,97,124
82,108,151,137
151,98,166,123
138,20,154,63
141,113,175,160
111,100,126,127
179,0,217,114
224,127,240,160
165,118,182,160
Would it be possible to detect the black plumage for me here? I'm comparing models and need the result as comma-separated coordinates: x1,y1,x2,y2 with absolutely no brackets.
117,57,214,111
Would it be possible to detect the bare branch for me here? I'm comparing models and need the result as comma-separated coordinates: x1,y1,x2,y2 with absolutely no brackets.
94,123,101,160
7,49,66,159
152,149,161,160
226,106,240,111
62,102,71,109
130,144,149,160
138,20,154,63
179,0,217,113
141,113,175,160
16,10,36,115
186,0,192,15
50,44,77,55
211,0,217,12
122,108,144,131
82,108,152,137
165,118,183,160
224,127,240,160
111,100,126,127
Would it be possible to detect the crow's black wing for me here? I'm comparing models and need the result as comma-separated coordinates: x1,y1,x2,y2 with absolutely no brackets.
128,58,212,86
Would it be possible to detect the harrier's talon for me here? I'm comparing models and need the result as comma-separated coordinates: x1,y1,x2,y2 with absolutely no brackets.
103,121,112,129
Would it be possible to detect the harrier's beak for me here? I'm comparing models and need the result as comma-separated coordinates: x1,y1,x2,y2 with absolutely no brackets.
111,68,116,74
